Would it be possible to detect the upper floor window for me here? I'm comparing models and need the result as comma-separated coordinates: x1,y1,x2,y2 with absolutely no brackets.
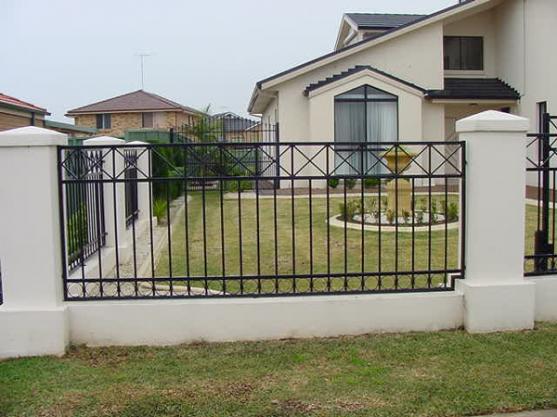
96,113,111,129
444,36,484,71
142,112,154,128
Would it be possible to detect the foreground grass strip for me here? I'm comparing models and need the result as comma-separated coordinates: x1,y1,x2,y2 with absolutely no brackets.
1,323,557,417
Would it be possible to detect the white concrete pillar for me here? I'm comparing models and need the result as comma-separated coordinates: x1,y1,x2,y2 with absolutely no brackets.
456,110,535,332
127,141,151,223
83,137,130,261
0,126,69,358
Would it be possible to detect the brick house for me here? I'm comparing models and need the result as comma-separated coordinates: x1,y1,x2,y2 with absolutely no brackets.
66,90,204,137
0,93,50,132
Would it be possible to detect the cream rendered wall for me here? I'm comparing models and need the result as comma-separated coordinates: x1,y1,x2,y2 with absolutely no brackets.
423,102,445,140
495,0,557,187
308,74,423,142
496,0,557,125
444,9,497,78
304,73,423,189
271,23,444,143
262,97,278,126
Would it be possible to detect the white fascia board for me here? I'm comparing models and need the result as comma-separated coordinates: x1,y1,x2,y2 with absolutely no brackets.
307,69,425,99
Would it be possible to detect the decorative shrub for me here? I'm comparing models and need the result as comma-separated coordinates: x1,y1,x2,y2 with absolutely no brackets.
339,200,360,221
153,199,168,223
402,210,411,224
328,178,340,189
345,178,357,189
386,209,395,225
67,204,88,261
226,180,253,193
364,178,380,188
447,202,459,222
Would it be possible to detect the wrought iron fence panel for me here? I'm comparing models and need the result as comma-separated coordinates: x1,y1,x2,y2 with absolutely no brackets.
58,141,465,300
525,113,557,275
124,149,139,226
60,148,107,272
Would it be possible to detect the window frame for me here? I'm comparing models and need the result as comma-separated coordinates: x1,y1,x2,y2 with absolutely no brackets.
96,113,112,129
443,36,484,71
334,84,399,145
333,84,399,175
142,112,154,128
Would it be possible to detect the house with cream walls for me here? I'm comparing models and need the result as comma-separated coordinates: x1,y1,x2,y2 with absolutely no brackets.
67,90,204,138
248,0,557,176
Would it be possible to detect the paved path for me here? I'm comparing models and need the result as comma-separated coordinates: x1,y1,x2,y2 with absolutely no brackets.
475,411,557,417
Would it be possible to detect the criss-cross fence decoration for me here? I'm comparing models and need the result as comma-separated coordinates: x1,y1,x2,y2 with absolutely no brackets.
526,113,557,275
58,141,465,300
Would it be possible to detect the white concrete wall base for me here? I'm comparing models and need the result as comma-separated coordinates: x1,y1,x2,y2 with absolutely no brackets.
68,292,464,346
457,280,536,333
0,307,69,359
530,276,557,321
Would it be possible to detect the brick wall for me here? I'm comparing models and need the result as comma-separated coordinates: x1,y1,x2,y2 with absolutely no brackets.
0,108,45,132
74,111,200,137
74,113,142,137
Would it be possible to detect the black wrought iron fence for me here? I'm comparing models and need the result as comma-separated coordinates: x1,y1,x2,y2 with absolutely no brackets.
58,141,465,300
525,113,557,275
124,149,139,226
174,115,277,144
61,149,106,271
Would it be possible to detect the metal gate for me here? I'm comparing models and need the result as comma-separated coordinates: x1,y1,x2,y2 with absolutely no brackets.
526,112,557,275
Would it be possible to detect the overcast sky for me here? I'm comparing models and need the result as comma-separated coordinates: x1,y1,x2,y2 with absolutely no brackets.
1,0,455,121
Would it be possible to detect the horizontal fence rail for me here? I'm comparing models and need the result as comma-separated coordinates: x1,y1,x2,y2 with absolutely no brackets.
58,141,465,300
525,113,557,275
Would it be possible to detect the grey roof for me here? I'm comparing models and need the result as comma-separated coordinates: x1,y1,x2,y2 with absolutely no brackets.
67,90,203,115
212,112,258,132
426,78,520,100
346,13,426,30
304,66,426,95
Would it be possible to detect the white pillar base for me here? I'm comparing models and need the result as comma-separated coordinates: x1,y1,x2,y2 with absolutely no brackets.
530,276,557,321
457,280,535,333
0,307,69,359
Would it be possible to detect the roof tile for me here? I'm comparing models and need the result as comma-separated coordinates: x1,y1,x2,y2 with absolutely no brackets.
426,78,520,100
67,90,202,115
346,13,426,29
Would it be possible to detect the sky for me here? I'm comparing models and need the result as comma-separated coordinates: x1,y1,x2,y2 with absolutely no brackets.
1,0,456,122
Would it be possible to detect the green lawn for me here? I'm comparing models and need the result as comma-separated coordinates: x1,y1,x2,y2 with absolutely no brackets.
154,191,547,293
155,191,461,293
2,323,557,417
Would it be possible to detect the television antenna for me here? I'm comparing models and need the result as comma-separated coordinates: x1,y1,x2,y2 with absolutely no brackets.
136,53,152,89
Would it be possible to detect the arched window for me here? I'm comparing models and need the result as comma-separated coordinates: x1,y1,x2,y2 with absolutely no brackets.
334,85,398,174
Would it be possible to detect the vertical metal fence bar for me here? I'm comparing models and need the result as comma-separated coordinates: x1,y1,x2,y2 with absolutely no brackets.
58,140,465,300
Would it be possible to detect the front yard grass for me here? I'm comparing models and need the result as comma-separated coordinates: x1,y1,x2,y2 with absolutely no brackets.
153,191,548,293
2,323,557,417
155,191,461,293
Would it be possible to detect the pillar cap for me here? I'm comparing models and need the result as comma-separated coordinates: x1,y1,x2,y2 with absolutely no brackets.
0,126,67,147
456,110,529,134
83,136,126,146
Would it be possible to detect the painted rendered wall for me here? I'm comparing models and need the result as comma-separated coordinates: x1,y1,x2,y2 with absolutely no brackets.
444,8,498,78
271,23,444,142
308,73,423,142
495,0,557,124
